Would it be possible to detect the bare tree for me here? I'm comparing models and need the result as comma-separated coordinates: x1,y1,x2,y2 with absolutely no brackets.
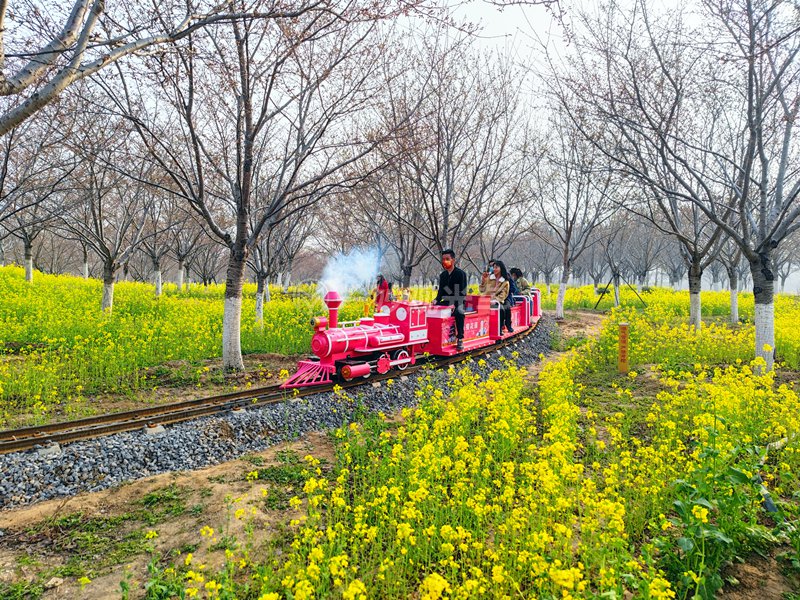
0,0,399,135
773,232,799,293
598,215,636,306
624,219,668,290
60,128,150,312
528,228,561,295
249,203,315,323
717,238,743,323
532,108,614,318
383,35,535,262
575,242,608,290
108,7,407,371
0,113,74,280
555,0,800,367
189,240,226,286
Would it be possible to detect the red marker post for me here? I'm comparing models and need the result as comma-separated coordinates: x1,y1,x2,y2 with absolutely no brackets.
618,323,630,374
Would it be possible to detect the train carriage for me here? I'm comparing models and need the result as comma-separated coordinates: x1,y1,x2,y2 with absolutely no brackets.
282,288,541,389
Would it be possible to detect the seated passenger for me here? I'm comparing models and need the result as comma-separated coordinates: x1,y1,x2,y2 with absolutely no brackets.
480,260,513,334
374,274,390,310
435,249,468,350
510,268,532,295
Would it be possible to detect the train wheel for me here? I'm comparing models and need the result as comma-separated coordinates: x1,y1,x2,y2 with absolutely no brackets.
393,349,410,370
377,353,392,374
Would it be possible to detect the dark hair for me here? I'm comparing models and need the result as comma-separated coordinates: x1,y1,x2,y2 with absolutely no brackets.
442,249,456,259
377,275,384,284
510,267,523,278
493,260,510,281
388,282,393,289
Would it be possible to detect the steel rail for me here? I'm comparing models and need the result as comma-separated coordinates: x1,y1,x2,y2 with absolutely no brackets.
0,324,536,455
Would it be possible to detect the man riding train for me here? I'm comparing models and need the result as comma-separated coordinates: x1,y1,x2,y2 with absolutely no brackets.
372,251,531,350
434,248,468,351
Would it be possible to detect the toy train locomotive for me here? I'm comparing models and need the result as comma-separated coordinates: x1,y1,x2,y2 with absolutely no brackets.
281,289,541,388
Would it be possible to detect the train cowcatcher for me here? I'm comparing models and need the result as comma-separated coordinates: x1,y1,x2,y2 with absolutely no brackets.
281,288,541,389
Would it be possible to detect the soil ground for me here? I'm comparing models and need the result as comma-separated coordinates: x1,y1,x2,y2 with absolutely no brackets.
723,551,799,599
0,431,333,599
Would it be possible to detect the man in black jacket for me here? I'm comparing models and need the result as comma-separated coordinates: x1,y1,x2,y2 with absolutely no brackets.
434,248,468,350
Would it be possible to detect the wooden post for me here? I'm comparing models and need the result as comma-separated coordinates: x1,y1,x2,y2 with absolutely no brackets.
618,322,629,373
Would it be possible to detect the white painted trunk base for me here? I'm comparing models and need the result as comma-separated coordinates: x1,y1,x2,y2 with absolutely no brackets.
177,267,184,291
102,283,114,313
556,280,567,319
82,262,89,279
755,302,775,371
223,296,245,371
255,289,264,324
155,270,162,297
689,292,701,330
264,282,271,303
25,258,33,282
729,288,739,324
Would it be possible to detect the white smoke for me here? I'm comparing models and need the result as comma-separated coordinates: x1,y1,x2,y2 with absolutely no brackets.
318,247,381,295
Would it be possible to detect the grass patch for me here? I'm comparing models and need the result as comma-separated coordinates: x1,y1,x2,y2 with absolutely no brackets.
0,580,45,600
138,484,188,523
7,484,191,589
577,365,664,444
550,327,592,352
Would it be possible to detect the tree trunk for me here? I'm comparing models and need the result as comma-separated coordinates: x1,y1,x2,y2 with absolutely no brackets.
556,265,569,320
102,262,115,313
222,247,247,372
728,269,739,325
401,265,413,288
153,259,162,297
82,246,89,279
751,253,775,371
24,242,33,282
177,258,185,291
688,261,702,331
613,272,621,306
0,237,4,266
284,271,292,289
255,272,265,325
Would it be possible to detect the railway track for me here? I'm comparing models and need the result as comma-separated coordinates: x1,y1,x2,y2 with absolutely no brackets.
0,325,537,455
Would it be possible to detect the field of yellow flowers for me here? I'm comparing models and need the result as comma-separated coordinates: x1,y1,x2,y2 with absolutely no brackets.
4,266,800,597
137,306,800,600
0,267,366,425
2,266,799,428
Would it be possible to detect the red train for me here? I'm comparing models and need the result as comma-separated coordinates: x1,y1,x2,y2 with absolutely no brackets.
282,289,541,388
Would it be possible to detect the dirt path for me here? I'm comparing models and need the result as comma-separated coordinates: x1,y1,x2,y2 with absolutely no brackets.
526,310,604,380
555,309,605,338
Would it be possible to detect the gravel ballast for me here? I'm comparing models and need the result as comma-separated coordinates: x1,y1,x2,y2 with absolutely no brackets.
0,317,554,510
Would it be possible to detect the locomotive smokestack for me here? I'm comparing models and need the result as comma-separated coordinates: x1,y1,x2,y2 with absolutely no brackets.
323,290,343,329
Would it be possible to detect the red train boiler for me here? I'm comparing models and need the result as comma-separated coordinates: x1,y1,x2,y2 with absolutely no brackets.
282,288,541,388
